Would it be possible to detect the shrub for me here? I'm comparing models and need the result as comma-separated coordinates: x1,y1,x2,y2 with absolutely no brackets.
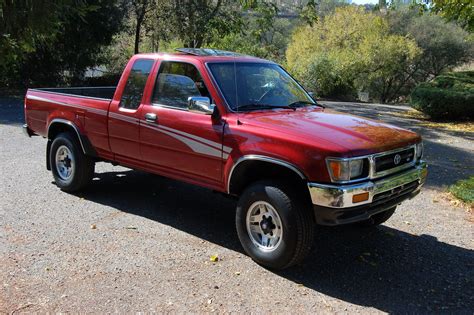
410,71,474,120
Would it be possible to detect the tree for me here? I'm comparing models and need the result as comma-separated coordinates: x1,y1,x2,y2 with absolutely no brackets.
209,1,296,62
286,6,421,102
431,0,473,32
388,8,473,78
169,0,241,48
0,0,68,87
1,0,126,87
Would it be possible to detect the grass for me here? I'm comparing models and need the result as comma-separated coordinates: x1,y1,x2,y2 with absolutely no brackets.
449,176,474,206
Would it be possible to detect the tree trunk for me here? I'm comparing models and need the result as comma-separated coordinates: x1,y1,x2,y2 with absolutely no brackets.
134,19,142,54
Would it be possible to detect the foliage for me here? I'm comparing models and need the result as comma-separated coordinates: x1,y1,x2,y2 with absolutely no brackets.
449,176,474,205
410,71,474,120
388,8,473,78
286,6,420,102
430,0,473,32
168,0,242,48
297,55,354,98
210,3,295,63
0,0,125,87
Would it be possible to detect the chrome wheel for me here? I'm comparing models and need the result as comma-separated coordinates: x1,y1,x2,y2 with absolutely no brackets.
55,145,75,181
246,201,283,252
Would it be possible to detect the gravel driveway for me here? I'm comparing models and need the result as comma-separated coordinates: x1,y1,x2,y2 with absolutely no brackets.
1,97,473,313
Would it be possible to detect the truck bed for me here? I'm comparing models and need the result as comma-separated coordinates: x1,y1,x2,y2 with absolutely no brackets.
25,87,115,157
33,86,116,100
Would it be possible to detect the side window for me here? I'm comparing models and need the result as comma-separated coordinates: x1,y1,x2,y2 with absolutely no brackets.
152,61,210,109
120,59,154,109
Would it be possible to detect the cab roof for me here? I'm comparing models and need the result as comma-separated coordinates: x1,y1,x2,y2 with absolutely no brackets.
134,48,273,64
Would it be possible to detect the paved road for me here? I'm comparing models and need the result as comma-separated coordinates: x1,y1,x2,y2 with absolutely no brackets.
1,98,473,313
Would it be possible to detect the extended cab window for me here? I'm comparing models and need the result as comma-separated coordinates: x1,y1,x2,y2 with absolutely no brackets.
120,59,154,109
152,61,210,109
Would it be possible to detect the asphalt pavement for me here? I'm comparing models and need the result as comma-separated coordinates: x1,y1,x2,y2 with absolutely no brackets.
1,97,473,313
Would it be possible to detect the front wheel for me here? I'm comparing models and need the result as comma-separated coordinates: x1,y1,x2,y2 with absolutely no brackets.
236,181,314,270
50,132,94,192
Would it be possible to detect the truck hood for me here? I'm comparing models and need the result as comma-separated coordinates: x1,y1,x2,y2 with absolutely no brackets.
239,107,421,156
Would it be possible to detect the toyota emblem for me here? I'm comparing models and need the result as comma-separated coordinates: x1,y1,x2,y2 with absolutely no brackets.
393,154,402,165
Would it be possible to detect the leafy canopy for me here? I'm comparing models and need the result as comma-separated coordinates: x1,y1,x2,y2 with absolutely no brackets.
286,6,420,102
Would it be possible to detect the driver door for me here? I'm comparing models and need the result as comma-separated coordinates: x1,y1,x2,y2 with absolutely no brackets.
139,61,225,187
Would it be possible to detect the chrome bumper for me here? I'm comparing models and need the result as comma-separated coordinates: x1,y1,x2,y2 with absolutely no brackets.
308,161,427,208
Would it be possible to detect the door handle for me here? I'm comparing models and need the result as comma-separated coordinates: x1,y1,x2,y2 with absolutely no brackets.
145,113,157,123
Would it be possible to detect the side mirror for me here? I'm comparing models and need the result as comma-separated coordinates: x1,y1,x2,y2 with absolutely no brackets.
187,96,215,115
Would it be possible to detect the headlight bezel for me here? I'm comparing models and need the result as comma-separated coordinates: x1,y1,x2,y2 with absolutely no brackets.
326,157,370,183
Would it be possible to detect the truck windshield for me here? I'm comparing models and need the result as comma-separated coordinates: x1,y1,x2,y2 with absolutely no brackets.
208,62,316,112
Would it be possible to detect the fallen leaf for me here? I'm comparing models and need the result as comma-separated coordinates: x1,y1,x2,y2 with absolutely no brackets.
235,271,240,276
90,224,96,229
210,255,219,262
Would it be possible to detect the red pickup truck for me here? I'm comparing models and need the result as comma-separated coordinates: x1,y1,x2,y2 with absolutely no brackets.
24,48,427,269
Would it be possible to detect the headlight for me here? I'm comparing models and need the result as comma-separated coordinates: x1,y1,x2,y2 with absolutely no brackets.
326,158,367,182
416,142,423,160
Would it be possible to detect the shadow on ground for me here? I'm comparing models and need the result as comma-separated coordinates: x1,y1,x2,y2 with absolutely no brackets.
0,97,24,125
76,170,473,313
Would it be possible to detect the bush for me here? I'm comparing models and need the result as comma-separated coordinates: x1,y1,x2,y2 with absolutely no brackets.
410,71,474,120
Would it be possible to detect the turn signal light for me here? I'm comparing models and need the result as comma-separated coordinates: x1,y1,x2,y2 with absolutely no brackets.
352,192,369,203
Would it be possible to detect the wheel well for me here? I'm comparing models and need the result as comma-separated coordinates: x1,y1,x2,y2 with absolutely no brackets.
48,122,79,142
48,121,96,157
228,160,309,197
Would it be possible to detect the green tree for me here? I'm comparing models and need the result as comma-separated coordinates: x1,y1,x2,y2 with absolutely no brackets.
1,0,125,87
388,8,473,78
431,0,473,32
286,6,421,102
0,0,68,87
169,0,241,48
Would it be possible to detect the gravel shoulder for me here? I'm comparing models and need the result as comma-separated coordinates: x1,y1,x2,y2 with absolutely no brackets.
1,98,473,313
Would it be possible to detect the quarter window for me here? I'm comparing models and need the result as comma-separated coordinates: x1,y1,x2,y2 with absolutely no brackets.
153,61,210,109
120,59,154,109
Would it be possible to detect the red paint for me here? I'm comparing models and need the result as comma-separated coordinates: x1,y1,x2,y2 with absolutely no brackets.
25,53,422,191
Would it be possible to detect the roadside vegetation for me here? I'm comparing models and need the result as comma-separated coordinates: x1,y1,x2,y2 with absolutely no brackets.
0,0,472,114
411,71,474,121
449,176,474,208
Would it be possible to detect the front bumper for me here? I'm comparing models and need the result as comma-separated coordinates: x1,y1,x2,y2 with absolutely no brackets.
308,161,427,225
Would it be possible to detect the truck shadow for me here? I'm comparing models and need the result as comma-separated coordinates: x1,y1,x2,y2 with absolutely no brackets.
77,169,473,313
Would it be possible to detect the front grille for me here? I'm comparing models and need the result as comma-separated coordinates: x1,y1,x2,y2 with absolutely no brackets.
375,147,415,173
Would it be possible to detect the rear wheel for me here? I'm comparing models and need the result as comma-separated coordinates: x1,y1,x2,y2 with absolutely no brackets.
236,181,314,270
358,207,396,227
50,132,94,192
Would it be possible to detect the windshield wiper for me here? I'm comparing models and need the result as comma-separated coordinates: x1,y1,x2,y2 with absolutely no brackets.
236,103,296,112
288,100,324,108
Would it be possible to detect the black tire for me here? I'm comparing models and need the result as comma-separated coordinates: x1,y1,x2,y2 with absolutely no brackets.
50,132,94,192
236,181,314,270
358,207,396,227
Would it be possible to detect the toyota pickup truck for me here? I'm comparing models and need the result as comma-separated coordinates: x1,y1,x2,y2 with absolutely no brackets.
24,48,427,269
